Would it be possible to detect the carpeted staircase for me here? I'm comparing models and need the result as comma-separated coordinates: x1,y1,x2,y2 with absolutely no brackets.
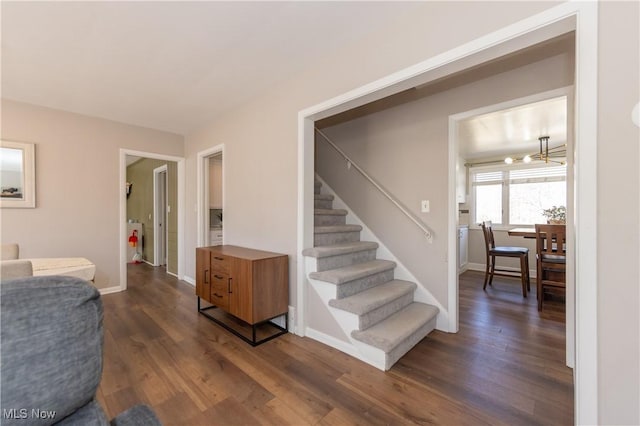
303,178,439,371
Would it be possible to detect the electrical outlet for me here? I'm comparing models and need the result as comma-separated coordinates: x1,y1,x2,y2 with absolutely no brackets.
421,200,430,213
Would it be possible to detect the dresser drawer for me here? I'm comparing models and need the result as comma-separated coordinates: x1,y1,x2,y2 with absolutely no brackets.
210,273,229,310
210,254,230,274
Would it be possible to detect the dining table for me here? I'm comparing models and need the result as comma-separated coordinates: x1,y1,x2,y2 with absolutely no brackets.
507,227,536,238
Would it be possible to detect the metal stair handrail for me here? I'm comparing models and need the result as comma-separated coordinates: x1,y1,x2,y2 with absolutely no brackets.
315,128,434,243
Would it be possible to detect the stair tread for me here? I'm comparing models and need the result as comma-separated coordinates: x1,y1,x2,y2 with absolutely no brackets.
329,280,416,315
302,241,378,258
314,194,334,201
309,259,395,284
314,224,362,234
314,208,348,216
352,302,439,352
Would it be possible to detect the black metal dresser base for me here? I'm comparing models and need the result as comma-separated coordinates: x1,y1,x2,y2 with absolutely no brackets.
197,297,288,346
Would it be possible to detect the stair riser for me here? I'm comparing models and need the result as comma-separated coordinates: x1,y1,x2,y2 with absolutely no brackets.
315,249,377,272
314,214,346,226
314,199,333,209
314,231,360,246
384,316,437,370
358,292,414,331
314,182,322,195
337,269,395,299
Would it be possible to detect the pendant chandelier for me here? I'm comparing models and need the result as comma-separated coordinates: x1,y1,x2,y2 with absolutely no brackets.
504,136,566,165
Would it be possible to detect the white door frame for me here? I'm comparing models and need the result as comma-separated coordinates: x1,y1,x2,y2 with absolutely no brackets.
297,2,597,423
153,164,168,267
447,86,575,365
196,144,225,248
120,149,185,288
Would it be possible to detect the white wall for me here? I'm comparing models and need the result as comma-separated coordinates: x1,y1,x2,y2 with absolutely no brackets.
0,100,184,288
596,2,639,421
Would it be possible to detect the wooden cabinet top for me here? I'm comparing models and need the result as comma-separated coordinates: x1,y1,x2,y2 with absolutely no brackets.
200,245,287,261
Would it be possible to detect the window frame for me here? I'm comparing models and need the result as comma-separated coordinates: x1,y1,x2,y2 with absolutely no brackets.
469,162,567,230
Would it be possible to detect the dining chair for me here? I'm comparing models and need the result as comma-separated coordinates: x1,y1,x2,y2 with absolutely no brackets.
535,224,566,311
480,221,530,297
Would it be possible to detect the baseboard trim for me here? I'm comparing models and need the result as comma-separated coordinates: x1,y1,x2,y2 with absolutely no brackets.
305,327,360,359
166,270,178,279
99,285,123,295
305,327,383,370
182,275,195,286
467,262,537,279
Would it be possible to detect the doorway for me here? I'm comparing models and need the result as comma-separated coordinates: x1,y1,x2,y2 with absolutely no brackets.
197,144,224,248
449,87,574,367
154,165,168,267
126,158,175,270
119,149,185,290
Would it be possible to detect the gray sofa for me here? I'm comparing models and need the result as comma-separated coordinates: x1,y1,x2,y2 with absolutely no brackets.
1,275,161,425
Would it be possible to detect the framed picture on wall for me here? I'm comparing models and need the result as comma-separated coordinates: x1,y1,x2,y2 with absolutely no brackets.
0,140,36,208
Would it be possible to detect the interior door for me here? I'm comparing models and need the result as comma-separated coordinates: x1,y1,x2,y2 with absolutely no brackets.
155,168,168,267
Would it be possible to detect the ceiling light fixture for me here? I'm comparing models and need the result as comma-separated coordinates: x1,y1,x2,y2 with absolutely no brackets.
503,136,566,166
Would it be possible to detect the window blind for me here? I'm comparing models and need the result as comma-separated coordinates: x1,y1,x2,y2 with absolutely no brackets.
472,171,503,185
509,165,566,184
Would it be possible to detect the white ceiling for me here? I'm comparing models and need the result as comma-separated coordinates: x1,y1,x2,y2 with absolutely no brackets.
1,1,421,135
458,96,567,160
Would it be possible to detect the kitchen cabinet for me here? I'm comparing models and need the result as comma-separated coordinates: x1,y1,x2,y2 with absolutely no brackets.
196,245,289,345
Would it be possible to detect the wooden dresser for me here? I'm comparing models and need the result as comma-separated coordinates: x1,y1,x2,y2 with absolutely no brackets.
196,245,289,345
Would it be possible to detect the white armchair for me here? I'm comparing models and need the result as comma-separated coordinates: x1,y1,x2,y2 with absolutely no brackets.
1,243,19,260
1,259,33,280
0,244,95,282
1,244,33,280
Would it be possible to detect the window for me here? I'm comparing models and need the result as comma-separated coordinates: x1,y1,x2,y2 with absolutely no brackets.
472,165,566,226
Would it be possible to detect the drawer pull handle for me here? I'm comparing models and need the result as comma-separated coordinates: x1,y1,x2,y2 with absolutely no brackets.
214,257,224,261
204,270,209,284
214,274,223,280
213,293,222,298
228,277,233,294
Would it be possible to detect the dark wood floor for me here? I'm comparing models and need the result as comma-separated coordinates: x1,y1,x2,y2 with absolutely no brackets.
97,264,573,425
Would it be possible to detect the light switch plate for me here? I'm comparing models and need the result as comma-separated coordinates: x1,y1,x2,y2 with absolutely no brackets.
421,200,430,213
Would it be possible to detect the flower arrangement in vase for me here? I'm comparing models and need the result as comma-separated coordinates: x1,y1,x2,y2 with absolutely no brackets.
541,205,566,224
